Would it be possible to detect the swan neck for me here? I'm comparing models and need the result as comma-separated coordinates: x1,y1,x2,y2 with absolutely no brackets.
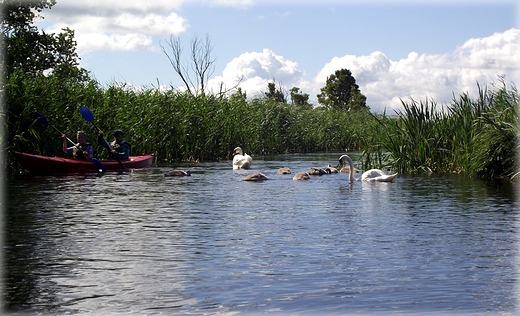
341,155,355,182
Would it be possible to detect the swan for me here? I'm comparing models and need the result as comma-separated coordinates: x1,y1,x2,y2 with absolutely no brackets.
339,165,359,174
337,154,398,182
360,169,398,182
293,172,310,180
337,155,356,182
325,164,339,173
307,167,331,175
277,167,291,174
232,147,252,170
164,169,191,177
240,172,268,181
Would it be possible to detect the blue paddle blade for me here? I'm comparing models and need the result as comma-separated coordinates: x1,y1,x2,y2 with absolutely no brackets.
98,135,112,151
79,107,94,122
34,111,50,126
91,158,106,173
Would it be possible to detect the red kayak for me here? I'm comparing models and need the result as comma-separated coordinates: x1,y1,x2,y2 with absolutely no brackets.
14,151,153,173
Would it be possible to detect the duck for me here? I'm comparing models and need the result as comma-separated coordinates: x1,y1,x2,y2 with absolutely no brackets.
240,172,268,181
277,167,291,174
293,172,310,180
164,169,191,177
232,147,252,170
337,154,398,182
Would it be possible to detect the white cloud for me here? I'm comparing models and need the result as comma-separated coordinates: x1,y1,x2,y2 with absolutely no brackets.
314,28,520,112
39,1,188,52
76,33,153,51
208,29,519,113
207,48,305,97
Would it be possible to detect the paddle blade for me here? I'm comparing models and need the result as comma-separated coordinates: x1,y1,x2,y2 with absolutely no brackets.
79,107,94,122
91,158,106,173
34,111,50,126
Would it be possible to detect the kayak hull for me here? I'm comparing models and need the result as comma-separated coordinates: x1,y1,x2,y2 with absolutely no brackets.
14,151,153,173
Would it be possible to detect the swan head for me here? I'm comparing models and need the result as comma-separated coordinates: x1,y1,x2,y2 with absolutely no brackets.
337,154,356,182
232,147,244,156
337,154,353,168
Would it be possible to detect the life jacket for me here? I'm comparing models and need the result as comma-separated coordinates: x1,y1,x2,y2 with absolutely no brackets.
110,140,131,159
72,142,92,160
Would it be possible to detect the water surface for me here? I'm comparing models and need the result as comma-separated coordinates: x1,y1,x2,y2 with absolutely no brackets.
4,153,519,315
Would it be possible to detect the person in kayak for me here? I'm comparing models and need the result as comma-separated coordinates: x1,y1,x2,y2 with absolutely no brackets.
62,130,94,160
98,129,131,160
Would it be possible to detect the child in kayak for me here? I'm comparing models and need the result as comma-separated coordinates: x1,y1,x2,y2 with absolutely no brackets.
62,130,94,160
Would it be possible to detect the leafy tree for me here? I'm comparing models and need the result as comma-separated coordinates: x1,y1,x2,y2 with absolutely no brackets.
264,81,286,103
290,87,311,108
1,0,85,79
2,0,91,169
317,68,367,111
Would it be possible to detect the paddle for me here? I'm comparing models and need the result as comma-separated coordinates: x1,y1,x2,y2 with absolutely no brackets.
34,111,106,173
78,107,127,171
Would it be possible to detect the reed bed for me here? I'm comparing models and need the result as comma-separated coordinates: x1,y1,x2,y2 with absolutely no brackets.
4,72,518,180
4,74,371,164
367,79,518,180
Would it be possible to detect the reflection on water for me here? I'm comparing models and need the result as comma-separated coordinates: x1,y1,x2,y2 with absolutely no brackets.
4,153,519,315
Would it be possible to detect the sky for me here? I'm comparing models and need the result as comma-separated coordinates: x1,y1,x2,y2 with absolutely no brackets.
36,0,520,113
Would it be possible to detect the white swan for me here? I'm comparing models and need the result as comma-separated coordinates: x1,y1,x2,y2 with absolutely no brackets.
337,155,356,182
337,154,398,182
360,169,398,182
232,147,252,170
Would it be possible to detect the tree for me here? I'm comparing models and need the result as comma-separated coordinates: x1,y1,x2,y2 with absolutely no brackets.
264,81,286,103
1,0,85,79
161,34,216,96
290,87,311,108
317,68,367,111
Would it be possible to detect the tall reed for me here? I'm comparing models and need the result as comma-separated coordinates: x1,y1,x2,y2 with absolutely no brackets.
471,82,519,180
365,79,518,180
5,72,517,180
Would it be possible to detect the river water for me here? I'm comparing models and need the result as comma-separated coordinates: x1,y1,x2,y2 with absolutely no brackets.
4,152,520,315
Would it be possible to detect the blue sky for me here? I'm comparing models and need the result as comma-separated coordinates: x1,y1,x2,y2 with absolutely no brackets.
38,0,519,112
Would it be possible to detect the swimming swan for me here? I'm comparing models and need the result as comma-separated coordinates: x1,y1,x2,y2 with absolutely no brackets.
164,170,191,177
337,154,398,182
360,169,398,182
277,167,291,174
293,172,310,180
240,173,268,181
337,155,356,182
232,147,252,170
325,164,339,173
307,167,331,175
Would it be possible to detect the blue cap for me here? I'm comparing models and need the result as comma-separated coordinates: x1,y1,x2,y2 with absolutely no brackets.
113,129,124,135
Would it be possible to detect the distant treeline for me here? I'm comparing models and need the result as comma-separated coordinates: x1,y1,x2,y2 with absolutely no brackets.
4,71,518,180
